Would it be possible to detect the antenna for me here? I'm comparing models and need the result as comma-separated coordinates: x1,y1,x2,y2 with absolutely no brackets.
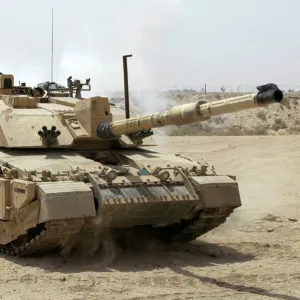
51,7,54,82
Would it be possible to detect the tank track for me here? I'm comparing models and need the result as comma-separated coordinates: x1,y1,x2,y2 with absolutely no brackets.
0,218,84,257
155,207,235,243
0,207,234,257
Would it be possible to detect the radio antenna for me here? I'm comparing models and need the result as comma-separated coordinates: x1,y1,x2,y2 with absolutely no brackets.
51,7,54,82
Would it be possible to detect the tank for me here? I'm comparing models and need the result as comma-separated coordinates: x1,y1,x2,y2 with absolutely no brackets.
36,76,91,98
0,72,284,257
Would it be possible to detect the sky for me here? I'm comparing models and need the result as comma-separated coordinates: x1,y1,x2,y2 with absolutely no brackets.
0,0,299,95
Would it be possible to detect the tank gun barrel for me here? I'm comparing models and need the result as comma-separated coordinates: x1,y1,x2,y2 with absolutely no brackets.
96,83,284,139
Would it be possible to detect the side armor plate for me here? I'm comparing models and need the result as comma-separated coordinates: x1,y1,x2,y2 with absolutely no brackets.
37,181,96,223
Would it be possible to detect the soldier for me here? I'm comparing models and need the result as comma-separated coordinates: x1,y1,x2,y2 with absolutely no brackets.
67,76,73,97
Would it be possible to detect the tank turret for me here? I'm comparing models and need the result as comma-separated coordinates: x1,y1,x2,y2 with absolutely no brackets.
0,81,284,149
95,83,283,143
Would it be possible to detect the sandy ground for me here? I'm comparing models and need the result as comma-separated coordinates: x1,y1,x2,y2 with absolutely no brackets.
2,135,300,300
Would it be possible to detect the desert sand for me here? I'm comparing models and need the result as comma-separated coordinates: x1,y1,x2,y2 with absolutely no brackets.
1,135,300,300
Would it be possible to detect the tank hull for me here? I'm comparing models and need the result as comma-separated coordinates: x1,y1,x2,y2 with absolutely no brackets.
0,148,240,256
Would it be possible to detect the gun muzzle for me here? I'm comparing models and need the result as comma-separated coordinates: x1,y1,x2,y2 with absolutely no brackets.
256,83,284,105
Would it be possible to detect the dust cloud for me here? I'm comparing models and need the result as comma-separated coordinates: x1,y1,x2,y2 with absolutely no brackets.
60,223,168,266
54,1,185,102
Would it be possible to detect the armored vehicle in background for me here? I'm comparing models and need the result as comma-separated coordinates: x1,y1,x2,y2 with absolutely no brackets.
36,76,91,98
0,70,284,256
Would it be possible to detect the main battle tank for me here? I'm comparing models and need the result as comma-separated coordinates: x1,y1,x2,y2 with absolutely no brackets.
0,72,284,256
